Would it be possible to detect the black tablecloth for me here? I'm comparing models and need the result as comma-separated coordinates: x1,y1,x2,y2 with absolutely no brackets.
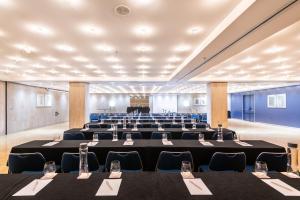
11,140,285,171
1,172,300,200
65,128,230,140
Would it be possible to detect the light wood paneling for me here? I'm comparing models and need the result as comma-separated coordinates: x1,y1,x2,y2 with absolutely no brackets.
69,82,88,128
207,82,228,128
130,96,149,107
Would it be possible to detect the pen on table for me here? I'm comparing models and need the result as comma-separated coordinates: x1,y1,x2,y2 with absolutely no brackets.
189,180,202,191
106,181,113,191
271,181,293,192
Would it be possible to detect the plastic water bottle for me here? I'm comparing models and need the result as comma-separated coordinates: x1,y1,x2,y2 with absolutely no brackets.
79,143,88,175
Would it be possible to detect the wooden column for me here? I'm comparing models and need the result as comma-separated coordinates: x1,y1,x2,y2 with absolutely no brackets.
207,82,228,128
69,82,89,128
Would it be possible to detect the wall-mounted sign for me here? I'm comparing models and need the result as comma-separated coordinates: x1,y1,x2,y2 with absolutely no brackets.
267,93,286,108
36,93,52,107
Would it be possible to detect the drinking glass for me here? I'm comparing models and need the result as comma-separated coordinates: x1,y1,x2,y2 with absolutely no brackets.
255,161,268,175
93,133,98,142
110,160,121,172
233,133,239,142
86,123,89,129
158,123,162,129
181,161,192,173
162,133,167,141
182,123,185,129
198,133,205,142
43,161,56,175
126,133,132,141
134,123,138,130
192,124,196,129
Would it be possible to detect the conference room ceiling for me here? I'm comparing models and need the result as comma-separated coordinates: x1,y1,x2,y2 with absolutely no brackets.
0,0,241,82
191,20,300,82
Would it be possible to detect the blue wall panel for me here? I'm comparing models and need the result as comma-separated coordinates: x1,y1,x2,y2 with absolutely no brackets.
230,85,300,128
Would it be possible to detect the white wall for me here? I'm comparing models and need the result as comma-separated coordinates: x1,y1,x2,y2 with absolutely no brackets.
7,83,69,134
177,94,207,113
89,93,130,113
0,81,5,135
152,94,178,113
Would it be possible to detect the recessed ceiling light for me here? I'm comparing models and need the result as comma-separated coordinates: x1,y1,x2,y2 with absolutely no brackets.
94,70,104,74
269,57,289,63
251,65,265,70
0,0,14,7
167,56,181,62
129,0,154,6
0,30,5,37
116,70,127,74
138,70,149,74
3,64,18,68
258,71,268,74
187,26,203,35
135,45,153,52
236,70,247,75
106,56,120,62
95,44,114,52
161,70,170,74
55,44,75,52
277,64,292,69
111,65,123,69
137,56,151,62
225,64,239,70
174,44,191,52
214,70,226,75
137,65,150,69
49,69,59,74
57,64,71,69
7,56,27,62
79,24,103,36
70,70,81,74
24,69,37,74
263,45,286,54
54,0,83,8
240,56,258,63
85,64,97,69
26,24,54,36
41,56,58,62
282,70,293,74
164,64,176,69
73,56,89,62
32,63,46,69
133,25,154,37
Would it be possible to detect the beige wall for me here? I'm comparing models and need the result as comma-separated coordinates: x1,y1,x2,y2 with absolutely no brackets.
0,81,5,135
7,83,69,134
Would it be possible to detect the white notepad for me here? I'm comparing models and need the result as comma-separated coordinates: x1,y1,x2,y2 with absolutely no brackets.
252,172,270,179
42,141,59,147
13,179,53,196
200,141,214,146
181,172,195,179
162,140,173,145
281,172,300,179
235,141,253,146
96,179,122,196
77,172,92,179
183,178,212,195
109,172,122,179
262,179,300,196
123,140,134,146
88,142,98,147
158,128,165,131
182,128,189,131
80,128,89,131
40,173,57,180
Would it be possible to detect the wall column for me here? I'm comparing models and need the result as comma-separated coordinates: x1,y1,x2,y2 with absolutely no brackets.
69,82,89,128
207,82,228,128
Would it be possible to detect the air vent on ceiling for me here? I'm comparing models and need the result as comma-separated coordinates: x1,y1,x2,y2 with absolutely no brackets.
114,4,130,16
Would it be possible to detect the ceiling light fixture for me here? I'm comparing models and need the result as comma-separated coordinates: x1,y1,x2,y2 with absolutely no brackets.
73,56,89,62
95,44,114,52
187,26,203,35
26,24,54,36
133,25,154,37
79,24,103,36
55,44,75,52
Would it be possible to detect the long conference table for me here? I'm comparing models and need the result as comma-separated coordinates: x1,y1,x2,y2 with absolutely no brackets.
64,127,232,140
11,140,285,171
1,172,299,200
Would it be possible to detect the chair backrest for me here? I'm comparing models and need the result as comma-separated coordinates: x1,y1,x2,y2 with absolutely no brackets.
181,132,198,140
162,124,171,128
156,151,193,172
151,132,172,140
90,113,99,122
121,132,142,139
171,124,182,128
61,152,100,173
151,124,159,128
185,124,193,128
196,123,206,128
96,132,113,140
209,152,246,172
63,132,85,140
104,151,143,171
142,124,152,128
88,124,101,128
212,132,233,140
256,152,287,172
8,153,46,174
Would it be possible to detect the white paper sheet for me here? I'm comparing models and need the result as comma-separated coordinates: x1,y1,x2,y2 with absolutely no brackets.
183,178,212,195
13,179,53,196
182,128,189,131
200,141,214,146
281,172,300,179
181,172,195,179
131,128,139,131
95,179,122,196
40,173,57,180
252,172,270,179
158,128,165,131
235,141,253,146
262,179,300,196
42,141,59,147
80,128,89,131
109,172,122,179
123,140,134,146
162,140,173,145
77,173,92,179
87,142,98,147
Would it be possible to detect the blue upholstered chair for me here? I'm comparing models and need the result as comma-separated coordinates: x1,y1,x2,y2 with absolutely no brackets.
104,151,143,172
151,132,172,140
181,132,199,140
61,152,101,173
171,124,182,128
185,124,193,128
121,132,142,139
88,124,101,128
162,124,171,128
96,132,113,140
196,123,206,128
142,124,152,128
212,132,234,140
156,151,193,172
151,124,159,128
8,153,46,174
202,152,246,172
256,152,287,172
63,132,85,140
90,113,99,122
